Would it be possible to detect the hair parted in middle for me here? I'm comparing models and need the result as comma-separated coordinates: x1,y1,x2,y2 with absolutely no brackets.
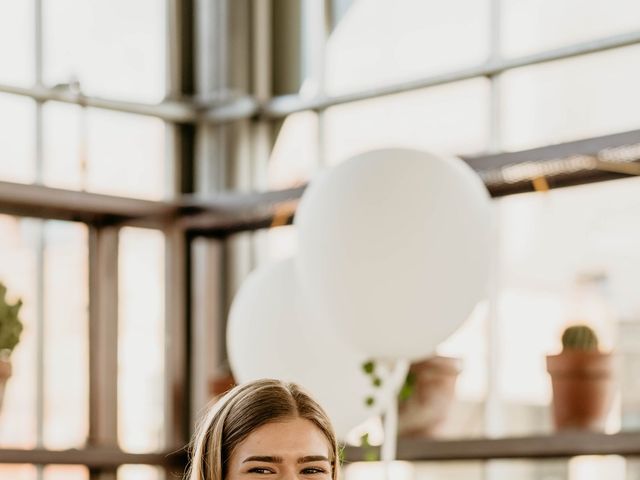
186,378,340,480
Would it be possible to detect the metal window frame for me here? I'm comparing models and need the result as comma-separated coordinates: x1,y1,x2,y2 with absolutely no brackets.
2,0,640,476
33,4,46,480
2,28,640,122
1,126,639,233
87,226,120,480
0,0,195,478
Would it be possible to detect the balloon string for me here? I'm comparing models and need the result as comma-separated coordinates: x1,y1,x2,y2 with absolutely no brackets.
381,359,410,480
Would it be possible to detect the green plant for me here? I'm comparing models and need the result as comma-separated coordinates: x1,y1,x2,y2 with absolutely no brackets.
561,324,599,352
361,360,415,408
359,433,379,462
359,361,414,461
0,282,23,358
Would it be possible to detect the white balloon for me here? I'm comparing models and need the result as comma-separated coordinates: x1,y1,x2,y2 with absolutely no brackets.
295,149,492,361
227,258,387,440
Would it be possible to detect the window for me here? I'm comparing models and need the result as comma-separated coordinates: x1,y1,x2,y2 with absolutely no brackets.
502,0,640,57
501,45,640,151
118,228,165,454
326,0,490,95
0,2,34,86
0,94,36,184
0,1,177,478
2,0,640,478
325,79,490,165
43,0,165,102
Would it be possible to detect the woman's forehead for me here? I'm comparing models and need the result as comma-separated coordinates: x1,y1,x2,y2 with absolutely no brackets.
234,417,331,459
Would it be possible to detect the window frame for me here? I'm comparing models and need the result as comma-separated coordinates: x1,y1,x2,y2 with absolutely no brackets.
0,1,640,478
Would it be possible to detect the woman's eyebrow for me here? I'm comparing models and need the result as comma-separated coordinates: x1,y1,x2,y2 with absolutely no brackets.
243,456,284,463
297,456,330,464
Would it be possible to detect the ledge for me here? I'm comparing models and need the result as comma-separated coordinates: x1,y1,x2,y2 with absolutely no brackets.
0,447,186,468
344,431,640,462
2,129,639,234
0,181,177,226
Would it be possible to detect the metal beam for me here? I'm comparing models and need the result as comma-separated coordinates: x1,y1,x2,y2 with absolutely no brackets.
262,29,640,117
4,30,640,123
178,187,301,237
1,431,640,466
180,129,640,236
164,225,191,452
164,0,195,460
88,226,120,480
0,181,178,225
0,448,186,469
190,0,239,427
2,129,639,235
0,84,195,123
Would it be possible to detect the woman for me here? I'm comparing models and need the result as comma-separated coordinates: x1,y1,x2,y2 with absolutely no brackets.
187,378,340,479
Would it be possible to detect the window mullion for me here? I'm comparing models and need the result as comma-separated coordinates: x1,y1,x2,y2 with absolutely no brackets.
87,226,120,480
34,3,45,480
484,1,504,478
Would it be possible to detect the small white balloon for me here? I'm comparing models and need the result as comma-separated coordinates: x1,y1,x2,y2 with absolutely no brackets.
296,148,492,361
227,258,387,440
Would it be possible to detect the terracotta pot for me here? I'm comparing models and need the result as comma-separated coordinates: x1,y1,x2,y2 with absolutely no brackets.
546,351,615,431
209,372,236,399
0,359,12,411
398,356,461,437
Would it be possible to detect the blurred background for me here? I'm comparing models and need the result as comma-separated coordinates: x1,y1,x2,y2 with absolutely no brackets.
1,0,640,479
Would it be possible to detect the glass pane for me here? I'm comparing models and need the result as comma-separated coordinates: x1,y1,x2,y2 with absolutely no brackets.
345,458,628,479
488,457,627,480
43,104,166,200
86,109,165,199
0,1,33,86
118,227,165,453
495,177,640,436
0,93,36,184
487,458,568,480
268,112,319,189
42,102,82,191
434,302,488,438
501,45,640,152
502,0,640,58
0,464,37,480
326,0,489,95
43,0,166,102
628,458,640,479
0,216,38,448
117,465,163,480
44,465,89,480
43,221,88,449
344,461,484,480
325,79,489,165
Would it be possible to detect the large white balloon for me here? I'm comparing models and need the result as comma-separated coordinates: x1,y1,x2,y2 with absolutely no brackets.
295,149,492,361
227,258,387,440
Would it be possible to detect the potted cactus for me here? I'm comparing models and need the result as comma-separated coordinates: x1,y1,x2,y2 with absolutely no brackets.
546,324,615,431
0,282,23,411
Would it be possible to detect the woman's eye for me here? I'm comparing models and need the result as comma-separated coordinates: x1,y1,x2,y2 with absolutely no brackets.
248,467,275,474
301,467,327,475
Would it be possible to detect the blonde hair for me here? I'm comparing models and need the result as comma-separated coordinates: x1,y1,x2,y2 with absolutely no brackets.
186,379,340,480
